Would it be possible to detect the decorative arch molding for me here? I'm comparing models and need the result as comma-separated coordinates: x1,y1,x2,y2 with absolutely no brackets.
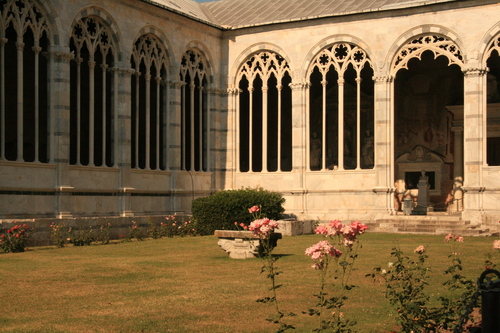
480,23,500,64
133,26,173,67
230,42,292,86
185,40,215,86
302,34,373,78
0,0,63,47
388,25,465,75
70,6,122,61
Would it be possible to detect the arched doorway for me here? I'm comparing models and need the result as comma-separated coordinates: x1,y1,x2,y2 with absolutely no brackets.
393,37,464,212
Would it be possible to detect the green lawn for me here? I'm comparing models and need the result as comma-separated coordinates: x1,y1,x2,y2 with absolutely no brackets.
0,233,495,332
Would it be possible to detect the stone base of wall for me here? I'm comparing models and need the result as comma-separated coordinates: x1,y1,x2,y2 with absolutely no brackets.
276,219,316,236
0,215,191,247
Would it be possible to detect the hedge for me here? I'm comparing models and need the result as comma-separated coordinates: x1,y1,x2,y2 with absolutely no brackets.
191,187,285,235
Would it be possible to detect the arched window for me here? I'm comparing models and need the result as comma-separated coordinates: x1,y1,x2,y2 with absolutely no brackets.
237,51,292,172
131,34,168,170
0,0,50,163
69,16,115,167
179,49,208,172
308,43,374,171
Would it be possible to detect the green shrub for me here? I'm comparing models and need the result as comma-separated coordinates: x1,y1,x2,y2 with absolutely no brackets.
191,187,285,235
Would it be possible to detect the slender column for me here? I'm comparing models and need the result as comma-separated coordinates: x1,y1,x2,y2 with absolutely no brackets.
134,71,140,168
16,40,24,162
277,84,282,171
248,85,254,172
76,56,82,165
338,77,345,171
305,83,311,172
235,88,241,173
180,81,186,170
161,79,169,171
262,84,268,172
198,85,204,171
145,72,151,170
206,88,212,172
0,38,6,161
190,81,195,171
88,57,95,166
101,63,108,166
155,76,161,170
356,77,362,170
321,79,327,170
33,45,42,163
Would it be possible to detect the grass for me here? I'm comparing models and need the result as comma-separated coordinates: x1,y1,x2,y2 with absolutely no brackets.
0,232,496,333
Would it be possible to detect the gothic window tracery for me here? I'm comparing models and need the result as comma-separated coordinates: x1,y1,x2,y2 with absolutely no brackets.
179,49,208,172
308,43,374,171
0,0,50,163
131,34,168,170
392,35,464,73
69,16,115,167
237,51,292,172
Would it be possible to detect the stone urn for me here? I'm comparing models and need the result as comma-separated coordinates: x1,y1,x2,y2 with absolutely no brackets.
214,230,282,259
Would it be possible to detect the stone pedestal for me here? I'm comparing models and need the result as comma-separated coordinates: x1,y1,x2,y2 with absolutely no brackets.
414,170,430,215
214,230,282,259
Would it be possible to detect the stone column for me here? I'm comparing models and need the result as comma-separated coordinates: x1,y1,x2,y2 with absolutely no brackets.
227,87,239,188
462,68,487,221
290,82,307,215
372,75,394,215
49,50,74,218
113,67,135,217
169,80,184,212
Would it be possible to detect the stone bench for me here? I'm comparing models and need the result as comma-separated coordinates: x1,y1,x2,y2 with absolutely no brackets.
214,230,282,259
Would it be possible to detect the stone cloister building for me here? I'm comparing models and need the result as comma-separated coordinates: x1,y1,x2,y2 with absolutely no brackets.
1,0,500,230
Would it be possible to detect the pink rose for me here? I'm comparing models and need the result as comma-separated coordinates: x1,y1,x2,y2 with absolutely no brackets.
248,205,260,214
414,245,426,254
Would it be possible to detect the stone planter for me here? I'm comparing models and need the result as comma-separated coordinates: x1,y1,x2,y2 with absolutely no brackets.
214,230,282,259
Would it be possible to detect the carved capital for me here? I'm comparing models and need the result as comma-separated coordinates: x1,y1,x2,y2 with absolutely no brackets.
462,68,488,76
45,51,74,62
373,75,393,83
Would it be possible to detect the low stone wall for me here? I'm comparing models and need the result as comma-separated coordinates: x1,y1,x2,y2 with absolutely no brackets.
0,215,190,247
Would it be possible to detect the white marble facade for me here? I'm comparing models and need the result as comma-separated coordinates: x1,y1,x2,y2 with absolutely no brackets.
1,0,500,229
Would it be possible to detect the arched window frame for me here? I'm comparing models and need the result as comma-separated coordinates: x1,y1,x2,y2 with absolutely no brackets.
307,42,374,171
236,51,293,173
179,49,209,172
69,15,115,167
0,0,50,163
130,33,169,170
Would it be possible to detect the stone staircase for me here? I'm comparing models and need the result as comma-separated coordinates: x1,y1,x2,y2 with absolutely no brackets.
365,213,492,236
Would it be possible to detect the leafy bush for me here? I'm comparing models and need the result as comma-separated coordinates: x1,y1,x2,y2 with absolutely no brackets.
191,187,285,235
0,222,32,253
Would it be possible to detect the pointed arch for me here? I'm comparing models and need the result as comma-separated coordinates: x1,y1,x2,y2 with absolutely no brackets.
389,26,465,75
235,49,293,172
179,48,210,172
0,0,52,163
130,32,170,170
306,41,374,171
69,11,118,167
